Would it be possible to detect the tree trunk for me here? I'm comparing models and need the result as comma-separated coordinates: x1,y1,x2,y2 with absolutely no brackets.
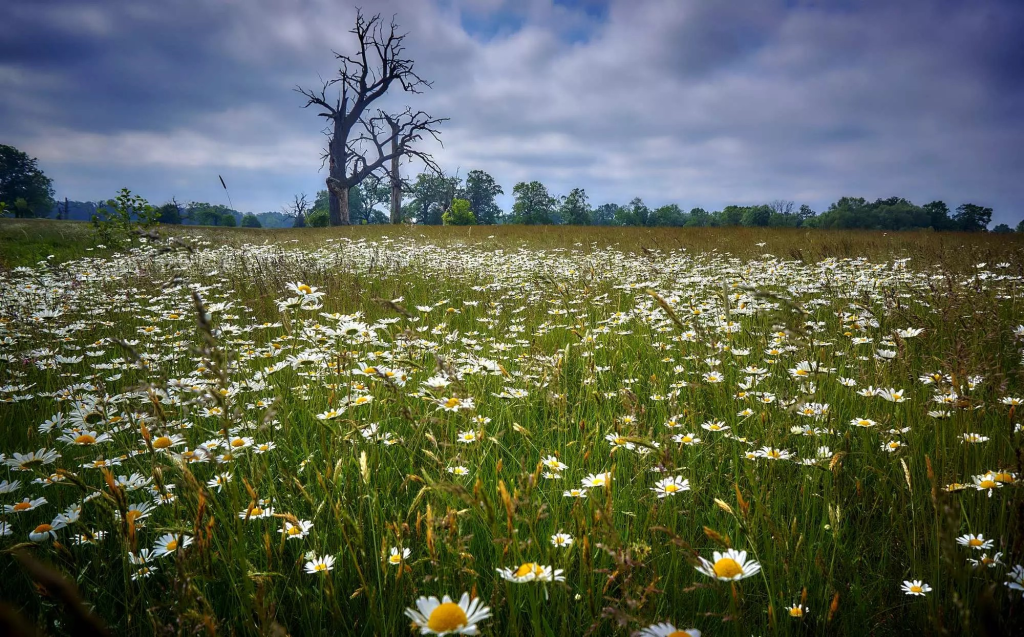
328,119,349,226
389,119,401,224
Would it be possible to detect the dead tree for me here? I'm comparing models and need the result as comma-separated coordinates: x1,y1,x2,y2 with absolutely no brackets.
296,11,446,225
284,193,310,228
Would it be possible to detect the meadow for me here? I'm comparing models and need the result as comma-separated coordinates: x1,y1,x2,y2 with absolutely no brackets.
1,218,1023,635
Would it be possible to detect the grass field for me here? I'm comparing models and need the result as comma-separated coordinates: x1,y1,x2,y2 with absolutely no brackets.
1,219,1023,635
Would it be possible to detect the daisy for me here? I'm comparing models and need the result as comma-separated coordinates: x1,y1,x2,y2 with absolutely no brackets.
1006,564,1024,595
5,448,61,471
304,554,336,574
57,430,111,446
447,466,470,477
850,417,877,428
456,430,479,444
29,518,68,542
280,519,313,539
968,553,1004,569
153,533,193,558
496,562,565,583
785,604,808,618
695,549,761,581
700,420,729,433
956,533,994,550
901,580,931,596
756,447,792,461
238,504,274,520
404,592,491,635
388,547,411,566
540,455,567,472
563,488,587,498
550,533,574,547
652,476,690,497
150,433,186,451
973,472,1002,496
206,472,233,492
582,472,611,488
638,623,701,637
4,496,47,514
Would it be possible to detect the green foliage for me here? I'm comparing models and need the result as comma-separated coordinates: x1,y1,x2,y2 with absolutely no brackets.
442,198,476,225
592,203,619,226
615,197,651,226
511,181,556,225
240,213,262,228
992,223,1013,234
155,202,182,225
306,207,330,227
92,188,156,245
650,204,685,227
559,187,592,225
464,170,504,224
954,203,993,232
409,173,461,225
220,213,237,227
740,205,771,227
0,144,55,218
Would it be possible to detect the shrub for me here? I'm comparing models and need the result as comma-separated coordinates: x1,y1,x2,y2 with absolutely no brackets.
442,198,476,226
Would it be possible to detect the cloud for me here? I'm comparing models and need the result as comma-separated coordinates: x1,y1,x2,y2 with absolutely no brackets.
0,0,1021,221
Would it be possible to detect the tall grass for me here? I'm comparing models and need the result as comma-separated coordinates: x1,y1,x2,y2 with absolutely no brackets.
0,221,1022,635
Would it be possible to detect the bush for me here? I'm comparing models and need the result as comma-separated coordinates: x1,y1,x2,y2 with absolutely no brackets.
221,213,237,227
240,213,261,228
442,198,476,226
306,208,330,227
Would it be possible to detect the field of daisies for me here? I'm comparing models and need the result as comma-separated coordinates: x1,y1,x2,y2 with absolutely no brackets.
1,224,1023,635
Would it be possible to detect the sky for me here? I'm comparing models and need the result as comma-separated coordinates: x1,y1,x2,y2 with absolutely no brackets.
1,0,1022,222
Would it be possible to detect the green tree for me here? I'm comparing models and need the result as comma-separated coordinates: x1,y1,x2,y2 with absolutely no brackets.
240,213,261,228
464,170,504,224
992,223,1012,234
741,205,772,227
615,197,651,226
685,207,710,227
1016,219,1024,233
0,144,55,217
651,203,685,227
954,204,993,232
442,198,476,225
306,208,330,227
923,201,954,230
221,213,237,227
409,172,461,225
559,188,591,225
592,203,620,226
511,181,556,225
155,201,182,225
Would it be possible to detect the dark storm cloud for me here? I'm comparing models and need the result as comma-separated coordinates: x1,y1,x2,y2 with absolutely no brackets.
0,0,1021,221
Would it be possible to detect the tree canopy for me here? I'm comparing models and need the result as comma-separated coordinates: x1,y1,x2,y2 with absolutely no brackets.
0,144,55,218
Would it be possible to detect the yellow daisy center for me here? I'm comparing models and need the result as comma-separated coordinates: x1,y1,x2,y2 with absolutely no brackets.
313,563,328,572
664,484,680,493
969,538,983,547
994,472,1014,483
250,507,264,516
978,480,997,489
75,434,96,445
231,438,246,447
153,436,172,449
33,523,52,533
668,632,692,637
445,398,461,409
910,585,923,593
426,602,468,633
297,284,312,294
13,502,32,512
788,606,803,617
389,554,402,564
712,557,743,578
165,539,178,551
287,526,302,535
514,562,541,578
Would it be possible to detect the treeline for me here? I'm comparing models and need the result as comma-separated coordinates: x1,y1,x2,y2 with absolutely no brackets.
44,200,295,229
303,170,1008,232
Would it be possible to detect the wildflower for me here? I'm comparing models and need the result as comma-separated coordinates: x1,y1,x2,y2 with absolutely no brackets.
388,547,411,565
304,554,336,574
695,549,761,581
672,433,700,445
5,448,61,471
638,624,701,637
4,497,47,514
456,430,479,443
563,488,587,498
550,533,574,547
956,533,994,550
404,592,491,635
447,466,470,477
786,604,808,618
901,580,931,596
850,417,877,428
652,476,690,497
153,533,193,558
876,388,907,403
280,520,314,540
973,472,1002,496
206,472,233,492
541,455,567,472
1006,564,1024,595
700,420,729,432
238,505,274,520
582,472,611,488
496,562,565,582
29,518,67,542
968,553,1003,568
437,396,474,412
756,447,792,460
